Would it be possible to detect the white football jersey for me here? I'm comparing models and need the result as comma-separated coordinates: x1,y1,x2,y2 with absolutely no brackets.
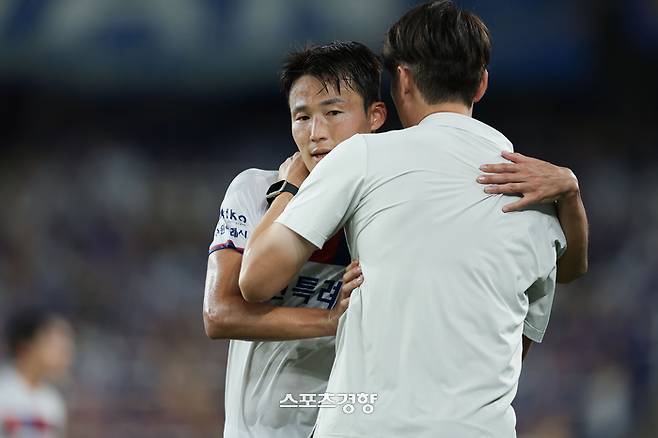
0,365,66,438
210,169,350,438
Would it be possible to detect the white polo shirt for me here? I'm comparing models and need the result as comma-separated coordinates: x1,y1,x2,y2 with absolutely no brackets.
277,112,566,438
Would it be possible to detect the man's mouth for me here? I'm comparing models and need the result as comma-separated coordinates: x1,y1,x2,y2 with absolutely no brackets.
312,153,328,162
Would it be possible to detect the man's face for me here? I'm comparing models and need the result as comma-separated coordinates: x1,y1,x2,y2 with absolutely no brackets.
31,319,75,381
289,75,376,172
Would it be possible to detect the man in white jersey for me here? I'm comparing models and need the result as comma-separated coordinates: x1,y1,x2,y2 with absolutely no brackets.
203,42,386,438
0,309,74,438
238,2,588,437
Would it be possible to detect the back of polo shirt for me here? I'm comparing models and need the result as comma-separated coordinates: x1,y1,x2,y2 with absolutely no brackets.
277,112,566,438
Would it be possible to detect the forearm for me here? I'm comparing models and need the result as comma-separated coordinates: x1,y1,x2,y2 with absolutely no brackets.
522,336,532,361
205,296,335,341
556,189,589,283
241,193,313,301
248,192,293,248
205,248,333,341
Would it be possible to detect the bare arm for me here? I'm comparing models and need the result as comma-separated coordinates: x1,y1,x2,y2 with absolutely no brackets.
204,153,361,340
554,190,588,283
239,153,319,302
239,193,317,302
478,151,588,283
203,249,342,341
522,336,532,361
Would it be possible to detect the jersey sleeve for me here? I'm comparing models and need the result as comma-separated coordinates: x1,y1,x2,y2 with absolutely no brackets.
276,135,367,249
523,211,567,343
209,170,265,255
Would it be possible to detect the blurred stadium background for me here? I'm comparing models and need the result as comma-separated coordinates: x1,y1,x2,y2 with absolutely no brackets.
0,0,657,437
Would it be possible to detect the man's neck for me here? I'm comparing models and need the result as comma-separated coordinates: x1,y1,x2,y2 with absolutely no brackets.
14,357,42,389
406,101,473,127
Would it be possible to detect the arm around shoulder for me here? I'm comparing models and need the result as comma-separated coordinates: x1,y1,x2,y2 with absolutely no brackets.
555,176,589,283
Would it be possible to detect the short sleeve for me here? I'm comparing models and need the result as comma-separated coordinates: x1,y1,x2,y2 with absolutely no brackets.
523,266,557,343
523,212,567,343
209,170,265,255
276,135,367,248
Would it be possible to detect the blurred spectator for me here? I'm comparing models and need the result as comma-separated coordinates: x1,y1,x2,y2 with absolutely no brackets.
0,309,74,438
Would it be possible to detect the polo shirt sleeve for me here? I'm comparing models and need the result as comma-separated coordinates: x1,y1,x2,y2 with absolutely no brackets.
276,135,367,249
523,211,567,343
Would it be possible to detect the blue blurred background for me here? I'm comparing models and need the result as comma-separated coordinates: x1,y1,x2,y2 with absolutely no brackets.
1,0,657,436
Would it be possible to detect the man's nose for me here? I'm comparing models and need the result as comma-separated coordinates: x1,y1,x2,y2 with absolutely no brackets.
310,117,328,143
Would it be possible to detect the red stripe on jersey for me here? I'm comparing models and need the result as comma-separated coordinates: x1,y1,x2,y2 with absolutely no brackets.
3,417,20,432
2,417,55,432
209,240,244,254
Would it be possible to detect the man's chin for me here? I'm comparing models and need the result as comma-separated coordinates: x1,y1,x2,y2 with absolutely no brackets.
312,154,328,165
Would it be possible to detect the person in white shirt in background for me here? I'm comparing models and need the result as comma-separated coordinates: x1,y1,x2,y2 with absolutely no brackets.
0,309,75,438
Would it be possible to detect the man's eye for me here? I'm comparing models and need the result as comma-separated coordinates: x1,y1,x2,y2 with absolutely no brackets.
295,115,310,122
327,110,342,116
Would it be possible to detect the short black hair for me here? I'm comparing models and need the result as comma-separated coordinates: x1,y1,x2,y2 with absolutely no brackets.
280,41,382,111
5,308,58,358
382,0,491,106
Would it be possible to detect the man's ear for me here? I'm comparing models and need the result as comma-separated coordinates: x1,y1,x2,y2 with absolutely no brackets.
397,65,414,97
368,102,387,132
473,69,488,103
